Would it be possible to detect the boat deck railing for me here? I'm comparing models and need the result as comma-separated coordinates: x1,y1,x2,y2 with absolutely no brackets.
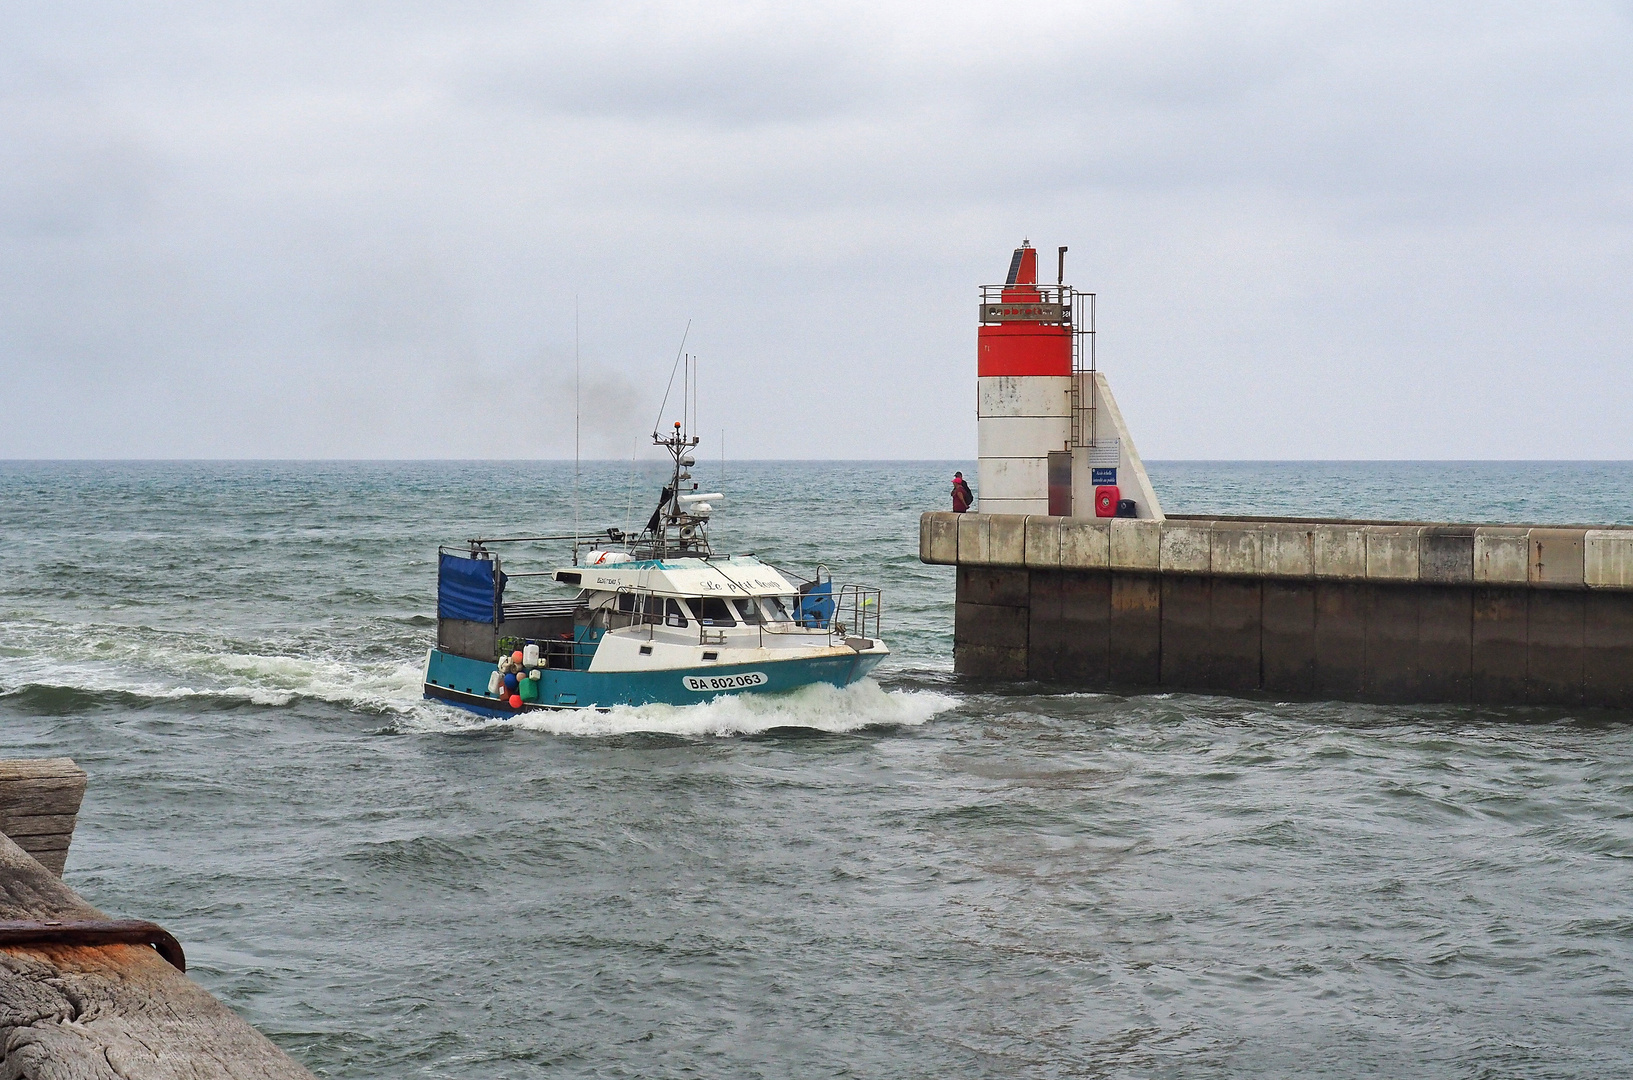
607,585,883,649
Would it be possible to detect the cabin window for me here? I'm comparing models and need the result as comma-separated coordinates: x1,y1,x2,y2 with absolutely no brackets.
733,598,763,625
695,597,737,626
760,595,793,622
616,592,647,616
664,598,689,627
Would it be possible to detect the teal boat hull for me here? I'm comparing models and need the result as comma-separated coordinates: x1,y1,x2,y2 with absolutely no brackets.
423,647,885,715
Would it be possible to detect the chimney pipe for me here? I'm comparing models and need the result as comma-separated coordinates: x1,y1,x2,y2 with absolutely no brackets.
1057,246,1067,285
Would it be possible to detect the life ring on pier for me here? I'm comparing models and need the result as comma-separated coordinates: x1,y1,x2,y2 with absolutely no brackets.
1095,485,1120,518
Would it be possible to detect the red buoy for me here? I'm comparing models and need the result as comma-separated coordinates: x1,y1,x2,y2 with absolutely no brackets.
508,693,522,709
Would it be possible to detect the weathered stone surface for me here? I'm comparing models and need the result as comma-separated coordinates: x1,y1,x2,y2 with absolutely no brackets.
1023,516,1062,569
954,643,1028,679
1584,591,1633,708
985,514,1028,568
1420,527,1475,585
1108,573,1161,685
1526,590,1584,704
1209,578,1263,691
1416,586,1473,702
957,513,989,565
1365,526,1421,582
1029,570,1111,682
1585,530,1633,589
1527,528,1585,590
955,601,1029,649
1158,576,1210,688
1159,522,1213,575
1311,526,1367,580
922,512,959,565
1473,588,1528,704
1363,584,1420,700
1059,519,1111,569
1262,581,1317,695
1110,519,1161,570
1474,528,1529,585
1312,582,1367,697
957,566,1029,608
1261,524,1314,579
1211,522,1262,577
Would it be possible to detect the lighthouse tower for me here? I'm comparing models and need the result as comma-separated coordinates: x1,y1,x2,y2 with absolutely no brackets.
975,242,1163,520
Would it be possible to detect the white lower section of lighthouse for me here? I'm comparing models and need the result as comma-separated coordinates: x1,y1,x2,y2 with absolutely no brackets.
975,372,1164,520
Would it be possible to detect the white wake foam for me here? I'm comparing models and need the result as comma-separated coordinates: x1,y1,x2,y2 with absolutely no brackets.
408,678,957,738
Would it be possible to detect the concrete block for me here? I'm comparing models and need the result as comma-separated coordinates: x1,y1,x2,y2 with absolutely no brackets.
1527,528,1585,590
958,566,1029,608
1210,578,1264,691
1311,525,1367,580
986,514,1027,568
956,601,1030,650
1584,592,1633,708
921,512,959,565
1261,525,1314,579
1110,519,1161,570
1420,527,1474,585
1059,519,1111,569
1109,573,1161,686
977,375,1073,418
978,415,1071,457
1159,576,1211,688
978,457,1048,504
1211,522,1262,577
1159,521,1214,574
1028,570,1110,683
1473,588,1528,704
979,497,1048,517
1585,531,1633,589
1416,586,1473,702
1057,571,1112,684
1024,516,1062,569
1312,581,1367,698
1262,581,1317,696
1363,584,1420,700
1526,590,1584,704
954,643,1028,679
1474,528,1529,585
1365,525,1421,582
957,513,990,565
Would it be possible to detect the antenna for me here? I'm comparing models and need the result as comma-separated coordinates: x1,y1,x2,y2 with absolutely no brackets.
653,322,691,436
573,295,581,553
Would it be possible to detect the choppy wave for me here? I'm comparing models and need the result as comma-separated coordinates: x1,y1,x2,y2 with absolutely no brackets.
0,617,427,714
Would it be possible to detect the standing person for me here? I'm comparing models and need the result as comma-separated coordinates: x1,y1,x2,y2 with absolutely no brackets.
951,471,974,513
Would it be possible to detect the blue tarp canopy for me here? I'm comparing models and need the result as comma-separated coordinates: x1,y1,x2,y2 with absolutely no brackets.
794,579,835,629
438,553,500,623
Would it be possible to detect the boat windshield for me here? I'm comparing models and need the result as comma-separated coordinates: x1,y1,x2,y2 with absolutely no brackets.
759,595,793,623
695,597,737,626
733,597,763,625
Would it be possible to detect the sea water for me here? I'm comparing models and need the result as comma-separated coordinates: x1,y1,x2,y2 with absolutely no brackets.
2,460,1631,1078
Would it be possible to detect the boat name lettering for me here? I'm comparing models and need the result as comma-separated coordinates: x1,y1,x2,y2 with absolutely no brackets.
683,672,768,692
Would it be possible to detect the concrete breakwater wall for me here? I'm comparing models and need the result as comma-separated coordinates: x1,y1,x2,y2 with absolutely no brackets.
921,511,1633,706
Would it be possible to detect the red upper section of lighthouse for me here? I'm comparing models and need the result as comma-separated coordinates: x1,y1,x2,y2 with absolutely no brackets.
978,242,1070,378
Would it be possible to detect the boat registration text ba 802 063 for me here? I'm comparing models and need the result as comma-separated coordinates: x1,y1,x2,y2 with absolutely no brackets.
683,672,768,692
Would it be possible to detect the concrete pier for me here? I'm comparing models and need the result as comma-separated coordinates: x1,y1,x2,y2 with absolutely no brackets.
923,511,1633,706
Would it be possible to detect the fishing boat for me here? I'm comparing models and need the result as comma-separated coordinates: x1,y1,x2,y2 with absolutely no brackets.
422,419,888,715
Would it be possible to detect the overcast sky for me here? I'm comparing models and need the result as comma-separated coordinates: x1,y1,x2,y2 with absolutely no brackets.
4,2,1632,460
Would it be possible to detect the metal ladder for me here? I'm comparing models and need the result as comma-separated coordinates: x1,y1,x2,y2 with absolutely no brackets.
1067,289,1097,448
